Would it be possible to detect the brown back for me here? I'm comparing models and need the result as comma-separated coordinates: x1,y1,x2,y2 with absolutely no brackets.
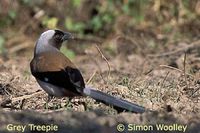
30,51,76,72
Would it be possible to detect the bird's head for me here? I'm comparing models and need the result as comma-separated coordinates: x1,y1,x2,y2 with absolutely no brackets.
51,29,74,45
35,29,74,54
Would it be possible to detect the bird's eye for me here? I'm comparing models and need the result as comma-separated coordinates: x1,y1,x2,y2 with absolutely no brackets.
55,35,60,39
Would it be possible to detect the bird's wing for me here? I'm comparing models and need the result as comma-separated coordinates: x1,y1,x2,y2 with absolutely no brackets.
30,52,85,95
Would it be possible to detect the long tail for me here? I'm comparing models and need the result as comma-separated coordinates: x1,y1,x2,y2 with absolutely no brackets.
83,87,146,113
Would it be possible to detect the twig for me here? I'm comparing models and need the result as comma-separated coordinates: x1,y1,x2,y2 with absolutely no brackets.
73,35,103,45
159,65,194,77
160,71,170,89
183,52,188,88
9,42,32,53
95,44,111,80
190,87,200,97
6,35,27,47
86,70,97,84
148,40,200,57
11,90,43,104
85,50,106,83
0,98,11,107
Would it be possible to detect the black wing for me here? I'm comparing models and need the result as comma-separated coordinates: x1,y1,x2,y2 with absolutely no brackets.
32,66,85,95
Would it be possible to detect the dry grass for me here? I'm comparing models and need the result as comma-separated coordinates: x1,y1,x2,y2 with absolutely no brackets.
0,27,199,133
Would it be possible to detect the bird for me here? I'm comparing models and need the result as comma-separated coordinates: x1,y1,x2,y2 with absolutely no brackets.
30,29,146,113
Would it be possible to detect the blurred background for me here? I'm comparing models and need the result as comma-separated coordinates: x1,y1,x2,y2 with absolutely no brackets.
0,0,199,58
0,1,200,131
0,0,200,132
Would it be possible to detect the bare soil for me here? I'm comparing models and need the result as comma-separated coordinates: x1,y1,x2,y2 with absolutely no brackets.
0,1,200,132
0,27,200,132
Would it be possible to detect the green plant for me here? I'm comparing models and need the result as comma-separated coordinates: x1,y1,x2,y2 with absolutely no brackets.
122,0,148,23
65,18,85,34
0,36,5,54
63,0,150,35
0,9,17,28
42,16,58,29
60,46,76,59
21,0,32,5
71,0,82,8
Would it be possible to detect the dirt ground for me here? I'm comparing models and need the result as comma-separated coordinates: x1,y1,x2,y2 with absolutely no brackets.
0,1,200,133
0,27,200,132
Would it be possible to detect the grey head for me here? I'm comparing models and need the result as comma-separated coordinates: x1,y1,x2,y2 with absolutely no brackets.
34,29,74,55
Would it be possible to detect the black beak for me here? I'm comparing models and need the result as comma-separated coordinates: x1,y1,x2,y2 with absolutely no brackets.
62,32,74,41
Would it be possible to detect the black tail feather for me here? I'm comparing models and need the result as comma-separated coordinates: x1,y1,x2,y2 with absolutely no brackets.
83,87,146,113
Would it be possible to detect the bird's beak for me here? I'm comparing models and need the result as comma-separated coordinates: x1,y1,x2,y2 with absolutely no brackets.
62,32,74,41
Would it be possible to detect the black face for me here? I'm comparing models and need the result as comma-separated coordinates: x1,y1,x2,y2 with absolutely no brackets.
53,30,73,44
